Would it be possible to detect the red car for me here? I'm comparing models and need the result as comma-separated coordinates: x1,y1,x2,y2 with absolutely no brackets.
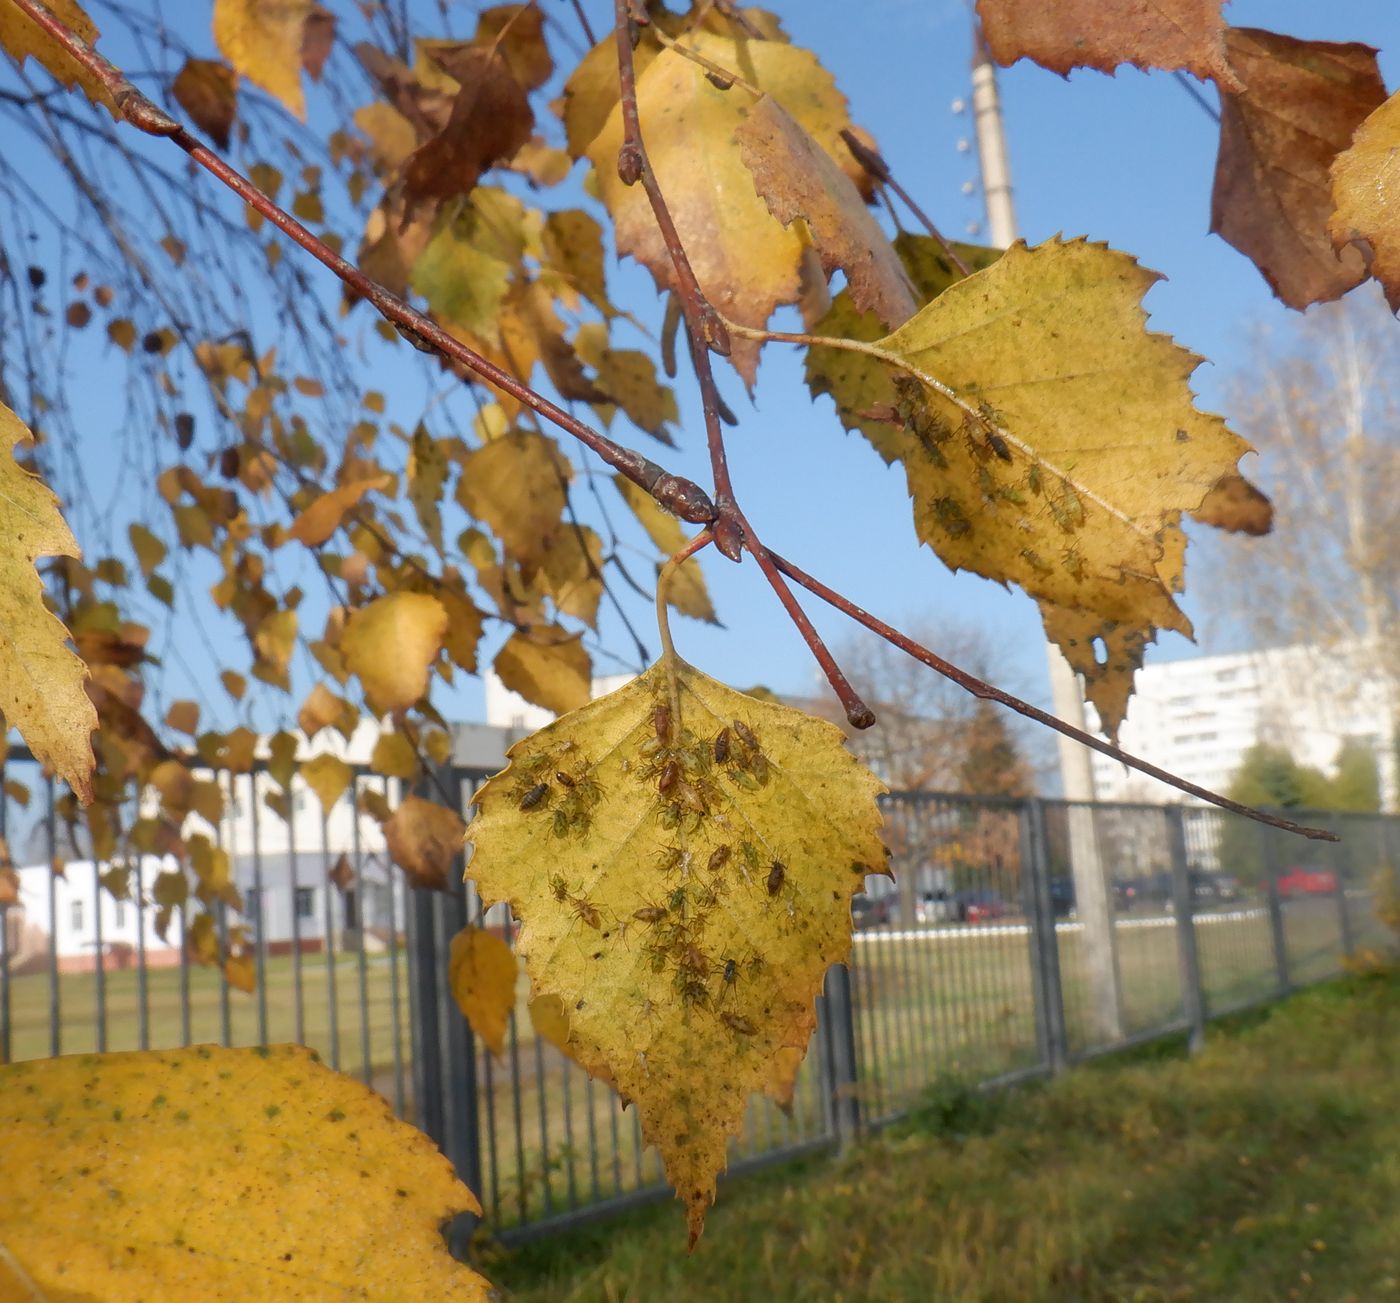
1275,867,1337,897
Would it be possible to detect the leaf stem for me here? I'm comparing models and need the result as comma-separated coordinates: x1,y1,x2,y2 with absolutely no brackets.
655,529,713,726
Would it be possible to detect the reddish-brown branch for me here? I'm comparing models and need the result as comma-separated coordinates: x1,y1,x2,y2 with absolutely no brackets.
767,548,1339,842
5,0,715,526
610,0,875,730
840,129,974,278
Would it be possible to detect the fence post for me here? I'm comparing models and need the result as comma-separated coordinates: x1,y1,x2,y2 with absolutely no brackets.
1334,816,1355,961
408,886,446,1144
820,963,861,1147
1021,798,1068,1074
1165,806,1205,1054
1261,824,1291,994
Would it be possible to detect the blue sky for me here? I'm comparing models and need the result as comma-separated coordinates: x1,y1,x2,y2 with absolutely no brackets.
10,1,1400,738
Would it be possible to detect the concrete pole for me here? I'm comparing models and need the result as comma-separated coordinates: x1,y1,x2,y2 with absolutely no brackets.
969,27,1124,1042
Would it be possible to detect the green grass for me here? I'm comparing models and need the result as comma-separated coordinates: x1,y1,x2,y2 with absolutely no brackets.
490,968,1400,1302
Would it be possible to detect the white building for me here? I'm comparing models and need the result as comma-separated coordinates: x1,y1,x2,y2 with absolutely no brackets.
1089,642,1396,809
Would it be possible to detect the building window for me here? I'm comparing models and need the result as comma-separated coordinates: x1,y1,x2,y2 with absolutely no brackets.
295,887,315,920
70,899,84,932
343,889,359,930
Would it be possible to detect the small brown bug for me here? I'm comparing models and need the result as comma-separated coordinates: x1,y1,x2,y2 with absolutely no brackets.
572,898,602,930
733,719,757,750
633,905,668,925
707,845,731,873
721,958,737,986
767,861,786,897
519,782,549,811
658,760,680,797
713,728,731,765
720,1010,755,1036
985,429,1012,462
555,770,576,788
653,703,672,745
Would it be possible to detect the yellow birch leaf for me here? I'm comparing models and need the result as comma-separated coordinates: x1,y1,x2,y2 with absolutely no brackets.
467,660,887,1245
494,627,590,715
128,521,167,577
213,0,313,119
301,752,353,811
528,992,570,1054
539,524,604,628
253,607,297,690
188,911,220,965
0,0,116,112
370,729,420,780
448,924,518,1058
439,587,485,673
585,32,868,384
383,794,466,891
286,474,391,546
342,592,448,715
0,1044,491,1300
0,404,98,802
223,949,256,992
1329,88,1400,312
455,430,571,572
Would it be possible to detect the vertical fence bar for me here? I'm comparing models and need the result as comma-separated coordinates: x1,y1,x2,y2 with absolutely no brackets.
289,815,305,1047
92,860,106,1052
1021,798,1067,1074
820,962,860,1145
1334,825,1355,959
1165,806,1205,1054
0,765,9,1064
321,806,340,1071
46,779,59,1058
1262,826,1291,994
352,784,371,1085
249,779,268,1045
409,883,446,1148
134,857,149,1050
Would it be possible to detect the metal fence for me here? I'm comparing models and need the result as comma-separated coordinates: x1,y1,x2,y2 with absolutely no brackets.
2,746,1395,1245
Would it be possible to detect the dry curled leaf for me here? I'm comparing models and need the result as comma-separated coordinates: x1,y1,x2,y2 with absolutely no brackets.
467,661,886,1245
976,0,1238,88
0,1044,491,1300
1211,29,1385,310
172,58,239,149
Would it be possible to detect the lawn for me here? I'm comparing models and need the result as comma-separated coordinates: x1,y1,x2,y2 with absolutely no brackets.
491,967,1400,1302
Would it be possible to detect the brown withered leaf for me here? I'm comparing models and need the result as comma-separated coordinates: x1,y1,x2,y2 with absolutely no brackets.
328,852,354,892
736,95,916,330
1211,29,1384,310
403,47,533,211
172,58,238,149
301,3,334,80
384,795,466,891
473,4,552,91
1190,471,1272,537
354,42,453,141
976,0,1238,88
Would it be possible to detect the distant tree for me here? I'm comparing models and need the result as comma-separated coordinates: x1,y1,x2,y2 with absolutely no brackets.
1330,738,1383,813
1218,743,1331,883
957,700,1034,797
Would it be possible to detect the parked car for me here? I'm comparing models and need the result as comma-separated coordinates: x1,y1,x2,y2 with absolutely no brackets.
851,893,895,928
954,890,1005,924
1190,871,1240,904
1276,867,1337,897
916,890,954,924
1048,877,1075,918
1114,873,1172,912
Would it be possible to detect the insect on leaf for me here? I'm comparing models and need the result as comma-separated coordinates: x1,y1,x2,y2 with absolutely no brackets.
467,661,887,1245
0,1044,492,1300
0,403,98,802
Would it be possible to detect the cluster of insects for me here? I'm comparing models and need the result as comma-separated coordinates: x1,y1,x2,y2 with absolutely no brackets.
510,744,602,839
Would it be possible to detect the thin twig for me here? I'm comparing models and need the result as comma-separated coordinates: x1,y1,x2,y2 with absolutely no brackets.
1173,70,1220,124
568,0,597,46
5,0,716,529
840,129,973,278
766,547,1339,842
651,26,762,97
611,0,875,729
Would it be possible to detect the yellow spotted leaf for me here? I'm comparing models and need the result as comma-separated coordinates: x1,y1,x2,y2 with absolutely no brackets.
342,592,448,715
0,1044,491,1300
494,627,590,716
584,31,868,384
455,430,571,572
0,404,98,802
287,474,391,546
448,924,518,1058
301,752,353,811
383,794,466,891
809,239,1252,715
467,660,887,1245
0,0,116,112
1330,88,1400,312
213,0,314,118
